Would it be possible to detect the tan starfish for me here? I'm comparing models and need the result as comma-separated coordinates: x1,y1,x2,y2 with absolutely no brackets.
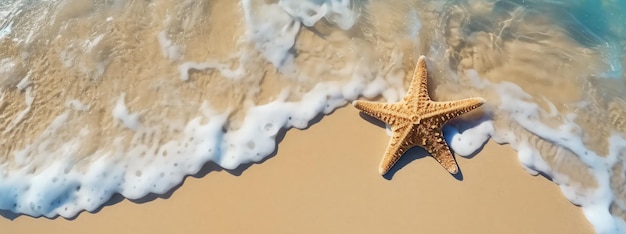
353,55,485,175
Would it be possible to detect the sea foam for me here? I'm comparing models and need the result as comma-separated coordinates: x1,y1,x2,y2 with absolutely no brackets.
0,1,624,234
0,0,390,219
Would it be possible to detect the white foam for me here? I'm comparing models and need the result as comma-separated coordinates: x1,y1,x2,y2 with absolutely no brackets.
444,120,494,157
462,69,626,234
241,0,300,68
112,94,141,131
157,31,184,61
0,43,395,218
279,0,356,30
16,73,31,91
0,40,391,219
0,0,407,218
0,105,233,217
178,60,244,81
11,110,70,173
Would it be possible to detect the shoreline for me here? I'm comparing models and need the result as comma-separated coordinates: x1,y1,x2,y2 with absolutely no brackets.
1,106,594,234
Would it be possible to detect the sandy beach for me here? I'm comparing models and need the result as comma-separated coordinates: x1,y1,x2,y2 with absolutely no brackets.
1,107,594,234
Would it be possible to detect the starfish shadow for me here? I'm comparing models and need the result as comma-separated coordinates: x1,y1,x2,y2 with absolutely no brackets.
382,146,464,181
359,112,387,129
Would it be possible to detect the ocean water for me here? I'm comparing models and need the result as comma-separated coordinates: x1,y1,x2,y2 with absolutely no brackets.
0,0,625,233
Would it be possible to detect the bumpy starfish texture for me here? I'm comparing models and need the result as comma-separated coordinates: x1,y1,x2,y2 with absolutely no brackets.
353,55,485,175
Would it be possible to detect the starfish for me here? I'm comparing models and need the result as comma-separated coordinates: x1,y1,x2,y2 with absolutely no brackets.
353,55,485,175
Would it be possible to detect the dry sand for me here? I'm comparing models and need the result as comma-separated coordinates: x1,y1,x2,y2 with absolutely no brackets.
0,107,594,234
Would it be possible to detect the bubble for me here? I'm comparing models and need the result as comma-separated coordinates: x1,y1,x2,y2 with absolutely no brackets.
246,141,255,149
264,123,273,131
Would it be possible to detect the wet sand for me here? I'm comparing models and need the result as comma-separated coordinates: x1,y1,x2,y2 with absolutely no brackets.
1,107,594,234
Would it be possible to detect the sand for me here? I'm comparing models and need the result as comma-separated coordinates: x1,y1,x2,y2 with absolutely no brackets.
0,107,594,234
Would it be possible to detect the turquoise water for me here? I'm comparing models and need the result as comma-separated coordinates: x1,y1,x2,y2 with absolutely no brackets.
0,0,625,233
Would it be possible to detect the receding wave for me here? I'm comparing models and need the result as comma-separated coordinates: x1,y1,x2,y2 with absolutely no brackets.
0,0,625,233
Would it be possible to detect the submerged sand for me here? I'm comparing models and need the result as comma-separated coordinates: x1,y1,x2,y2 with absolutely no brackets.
1,107,594,234
2,0,622,232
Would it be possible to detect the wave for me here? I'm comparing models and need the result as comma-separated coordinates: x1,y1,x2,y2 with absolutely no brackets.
0,0,625,233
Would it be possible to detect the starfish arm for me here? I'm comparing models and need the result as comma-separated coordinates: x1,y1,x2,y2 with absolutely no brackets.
378,123,414,175
423,97,485,122
423,135,459,174
415,121,459,174
404,55,431,103
352,100,409,125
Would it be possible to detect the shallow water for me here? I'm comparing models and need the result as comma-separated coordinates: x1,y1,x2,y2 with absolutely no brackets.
0,0,625,233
